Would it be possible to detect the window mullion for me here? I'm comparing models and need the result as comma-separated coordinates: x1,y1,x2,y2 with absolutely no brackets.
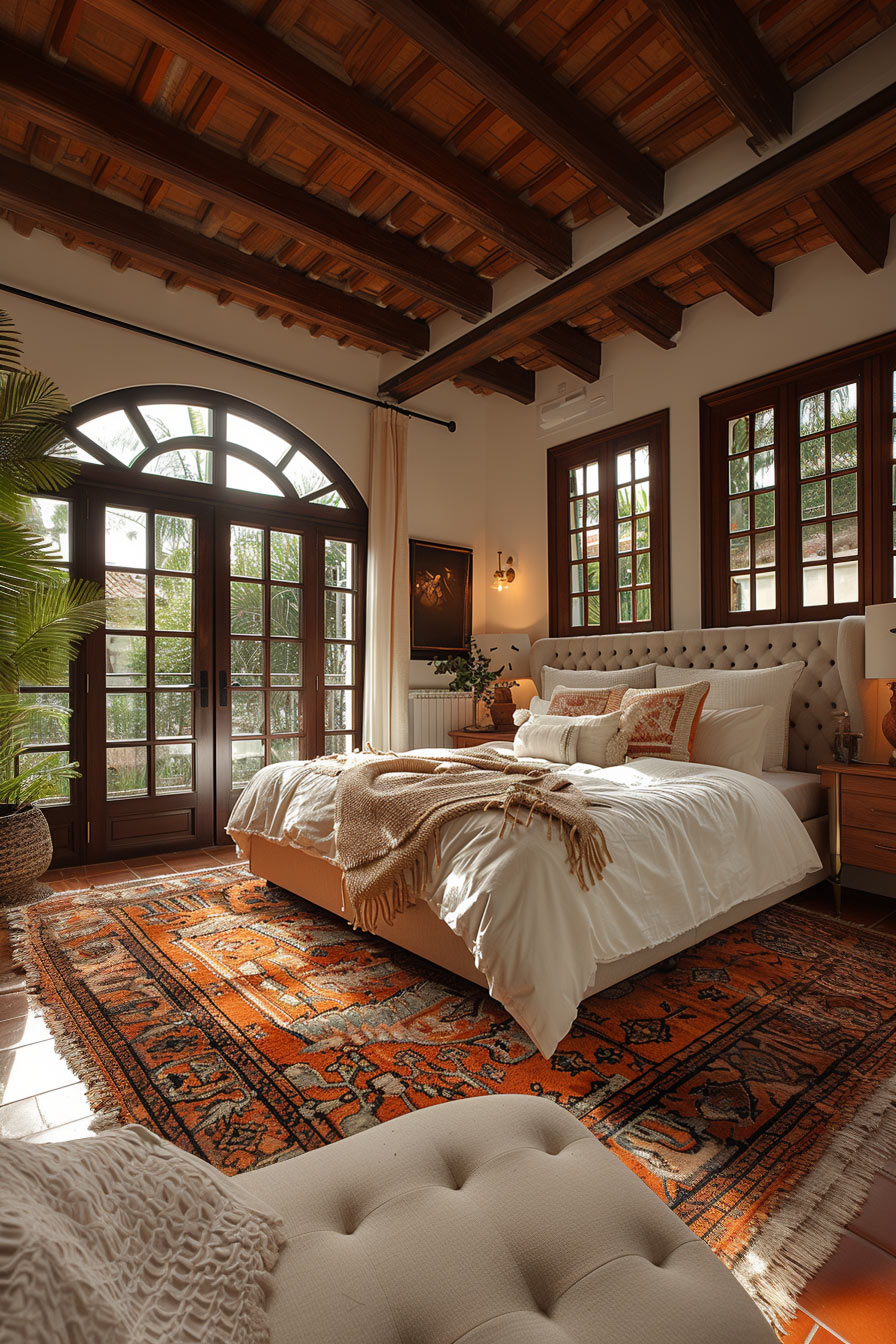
600,443,615,636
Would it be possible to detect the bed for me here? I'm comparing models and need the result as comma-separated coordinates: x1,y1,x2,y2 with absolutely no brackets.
228,616,866,1056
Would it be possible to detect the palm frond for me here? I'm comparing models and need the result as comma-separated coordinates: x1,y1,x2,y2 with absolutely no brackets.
0,310,21,373
0,521,70,600
0,368,70,434
0,578,106,690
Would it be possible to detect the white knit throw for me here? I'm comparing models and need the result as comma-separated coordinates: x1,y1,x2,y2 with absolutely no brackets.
0,1125,285,1344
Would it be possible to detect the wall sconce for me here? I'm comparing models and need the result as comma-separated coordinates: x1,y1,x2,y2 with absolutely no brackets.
491,551,516,592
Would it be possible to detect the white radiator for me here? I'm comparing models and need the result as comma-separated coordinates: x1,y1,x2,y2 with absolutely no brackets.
408,690,473,748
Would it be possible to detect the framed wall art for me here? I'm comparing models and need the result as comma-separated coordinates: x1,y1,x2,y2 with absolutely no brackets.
409,539,473,659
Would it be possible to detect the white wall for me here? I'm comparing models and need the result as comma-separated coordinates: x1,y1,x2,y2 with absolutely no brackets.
0,226,490,676
483,234,896,638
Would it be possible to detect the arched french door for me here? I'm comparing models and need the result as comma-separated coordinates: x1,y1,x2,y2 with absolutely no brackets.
21,387,366,865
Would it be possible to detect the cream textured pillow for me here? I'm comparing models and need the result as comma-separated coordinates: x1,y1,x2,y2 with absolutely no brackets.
574,710,631,768
547,686,626,716
619,682,710,762
513,714,581,764
690,706,773,777
654,663,805,771
541,663,657,699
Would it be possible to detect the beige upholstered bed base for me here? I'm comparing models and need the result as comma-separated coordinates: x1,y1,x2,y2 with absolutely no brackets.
241,817,828,1001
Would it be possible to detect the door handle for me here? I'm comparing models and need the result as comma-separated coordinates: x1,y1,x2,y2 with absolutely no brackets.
219,669,228,708
199,670,208,709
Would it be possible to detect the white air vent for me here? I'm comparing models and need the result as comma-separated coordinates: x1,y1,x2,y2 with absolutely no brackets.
536,376,614,436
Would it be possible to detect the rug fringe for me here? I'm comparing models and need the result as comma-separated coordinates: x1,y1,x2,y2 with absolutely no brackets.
4,864,250,1136
732,1075,896,1330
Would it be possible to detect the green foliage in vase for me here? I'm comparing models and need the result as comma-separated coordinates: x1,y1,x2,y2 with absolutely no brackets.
0,310,107,806
428,638,516,710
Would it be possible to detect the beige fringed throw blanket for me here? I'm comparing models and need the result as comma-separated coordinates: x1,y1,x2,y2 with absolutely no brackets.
328,746,611,932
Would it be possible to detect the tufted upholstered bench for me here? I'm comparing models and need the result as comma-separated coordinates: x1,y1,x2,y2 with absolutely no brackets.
235,1094,776,1344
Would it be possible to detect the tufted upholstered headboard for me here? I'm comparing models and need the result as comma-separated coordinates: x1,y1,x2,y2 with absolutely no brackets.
530,616,865,772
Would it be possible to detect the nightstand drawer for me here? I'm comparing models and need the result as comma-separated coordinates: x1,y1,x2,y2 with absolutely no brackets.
842,791,896,834
840,825,896,875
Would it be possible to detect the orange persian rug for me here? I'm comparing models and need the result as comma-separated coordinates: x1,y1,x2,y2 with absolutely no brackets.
11,868,896,1329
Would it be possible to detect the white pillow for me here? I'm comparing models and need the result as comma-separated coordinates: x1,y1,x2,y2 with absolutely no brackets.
575,710,631,768
541,663,657,699
690,706,773,777
654,663,805,771
513,714,581,764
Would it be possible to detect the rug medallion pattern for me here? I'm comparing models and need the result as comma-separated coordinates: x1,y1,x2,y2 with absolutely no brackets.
14,871,896,1310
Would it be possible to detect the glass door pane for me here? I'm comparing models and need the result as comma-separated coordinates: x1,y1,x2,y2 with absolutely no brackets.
218,518,309,826
89,495,214,858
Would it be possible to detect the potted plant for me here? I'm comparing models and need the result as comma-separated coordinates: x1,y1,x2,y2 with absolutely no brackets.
0,310,106,904
429,637,517,731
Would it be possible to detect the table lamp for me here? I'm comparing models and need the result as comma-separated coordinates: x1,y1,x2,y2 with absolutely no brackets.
864,602,896,764
478,633,531,730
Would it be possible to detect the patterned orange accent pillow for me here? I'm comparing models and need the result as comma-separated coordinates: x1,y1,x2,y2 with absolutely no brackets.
547,686,625,717
619,683,710,761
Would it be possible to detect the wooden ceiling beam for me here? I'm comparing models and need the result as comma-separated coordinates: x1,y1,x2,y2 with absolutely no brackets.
364,0,664,224
809,173,891,273
642,0,792,148
462,359,535,404
697,233,775,315
0,154,430,357
43,0,84,62
606,280,682,349
86,0,572,277
534,324,602,382
0,40,491,321
379,81,896,402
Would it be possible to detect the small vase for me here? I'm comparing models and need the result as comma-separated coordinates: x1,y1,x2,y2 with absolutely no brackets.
466,695,480,730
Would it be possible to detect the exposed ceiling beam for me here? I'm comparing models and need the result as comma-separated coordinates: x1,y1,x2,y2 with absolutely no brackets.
810,173,891,273
364,0,664,224
87,0,572,277
697,233,775,314
534,324,602,382
379,80,896,402
0,40,491,321
642,0,792,148
463,359,535,404
606,280,682,349
0,154,430,356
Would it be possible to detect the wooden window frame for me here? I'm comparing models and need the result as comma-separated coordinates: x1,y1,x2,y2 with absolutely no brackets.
548,409,670,637
701,329,896,626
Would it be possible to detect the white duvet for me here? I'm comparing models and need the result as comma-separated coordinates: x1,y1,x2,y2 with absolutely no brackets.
227,752,821,1057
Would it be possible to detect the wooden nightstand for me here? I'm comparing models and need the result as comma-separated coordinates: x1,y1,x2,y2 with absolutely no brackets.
817,760,896,911
449,728,516,749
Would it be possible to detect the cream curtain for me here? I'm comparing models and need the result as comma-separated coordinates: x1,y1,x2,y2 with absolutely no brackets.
363,406,409,751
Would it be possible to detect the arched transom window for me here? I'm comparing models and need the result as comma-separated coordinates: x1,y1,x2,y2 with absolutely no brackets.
65,385,363,511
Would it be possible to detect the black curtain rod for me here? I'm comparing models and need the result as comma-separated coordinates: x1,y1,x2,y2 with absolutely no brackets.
0,282,456,432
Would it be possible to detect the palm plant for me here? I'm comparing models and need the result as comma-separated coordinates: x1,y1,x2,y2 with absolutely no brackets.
0,309,106,806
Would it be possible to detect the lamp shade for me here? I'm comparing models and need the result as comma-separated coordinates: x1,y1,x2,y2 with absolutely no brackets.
477,633,531,680
864,603,896,678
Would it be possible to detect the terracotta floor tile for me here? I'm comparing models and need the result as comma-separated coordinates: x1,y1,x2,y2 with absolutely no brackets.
0,970,23,995
0,1009,49,1051
834,891,896,927
205,845,239,860
26,1115,102,1143
164,853,227,872
788,887,840,917
809,1329,850,1343
81,865,135,884
775,1307,818,1343
0,1095,45,1139
871,910,896,935
125,857,176,875
799,1229,896,1344
1,1039,79,1105
847,1171,896,1256
37,1080,91,1129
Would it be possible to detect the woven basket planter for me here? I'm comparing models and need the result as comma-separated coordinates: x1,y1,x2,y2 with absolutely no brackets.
0,804,54,907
